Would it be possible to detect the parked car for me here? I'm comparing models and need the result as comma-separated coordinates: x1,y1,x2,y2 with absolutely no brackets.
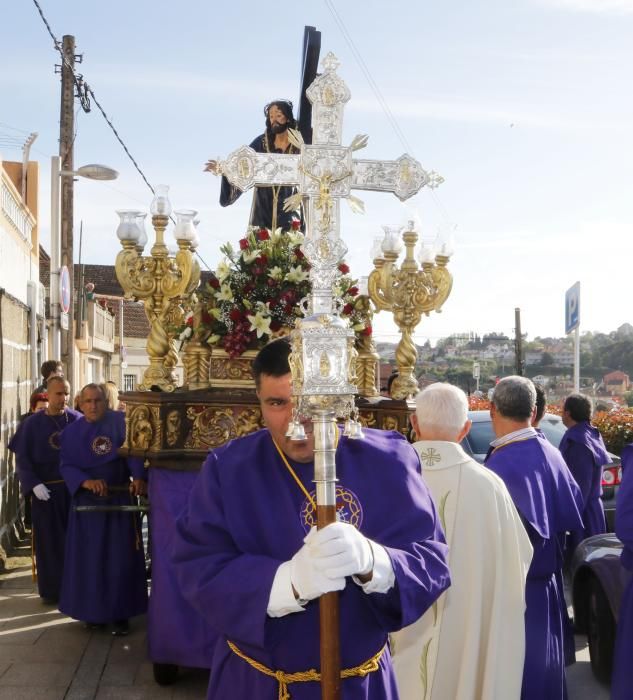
460,411,621,530
571,533,631,683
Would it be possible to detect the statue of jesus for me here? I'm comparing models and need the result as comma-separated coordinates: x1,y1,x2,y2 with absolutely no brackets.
204,100,303,231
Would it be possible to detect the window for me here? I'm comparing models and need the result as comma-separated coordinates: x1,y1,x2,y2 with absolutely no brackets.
123,374,136,392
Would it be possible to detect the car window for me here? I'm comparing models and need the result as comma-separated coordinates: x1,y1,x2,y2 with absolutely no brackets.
467,421,496,454
538,417,566,448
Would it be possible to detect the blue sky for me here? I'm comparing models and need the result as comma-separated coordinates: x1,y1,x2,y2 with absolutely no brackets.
2,0,632,344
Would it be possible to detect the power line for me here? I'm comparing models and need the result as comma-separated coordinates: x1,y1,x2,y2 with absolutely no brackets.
323,0,457,230
30,0,155,194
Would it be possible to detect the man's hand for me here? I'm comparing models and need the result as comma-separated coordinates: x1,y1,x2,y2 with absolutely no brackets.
290,527,346,602
203,159,220,175
311,522,374,581
32,483,51,501
129,479,147,497
81,479,108,497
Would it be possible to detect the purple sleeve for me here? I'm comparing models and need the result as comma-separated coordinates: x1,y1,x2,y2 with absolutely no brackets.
10,419,40,494
360,474,450,631
563,442,594,509
616,448,633,548
171,453,280,649
128,457,147,481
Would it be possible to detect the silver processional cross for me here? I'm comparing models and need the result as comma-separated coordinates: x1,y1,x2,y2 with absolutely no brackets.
217,51,443,700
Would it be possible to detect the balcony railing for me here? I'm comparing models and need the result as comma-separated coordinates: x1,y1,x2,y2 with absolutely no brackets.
77,301,115,353
1,172,35,246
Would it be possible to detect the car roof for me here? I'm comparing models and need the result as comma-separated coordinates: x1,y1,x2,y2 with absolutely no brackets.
467,410,561,422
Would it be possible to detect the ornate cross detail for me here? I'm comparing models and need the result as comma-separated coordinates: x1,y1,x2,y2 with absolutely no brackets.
218,51,442,316
419,447,443,467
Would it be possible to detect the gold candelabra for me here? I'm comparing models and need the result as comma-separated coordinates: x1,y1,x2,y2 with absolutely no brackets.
368,222,453,400
114,187,200,392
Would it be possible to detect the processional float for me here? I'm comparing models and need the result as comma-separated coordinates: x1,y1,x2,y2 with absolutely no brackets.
216,51,446,699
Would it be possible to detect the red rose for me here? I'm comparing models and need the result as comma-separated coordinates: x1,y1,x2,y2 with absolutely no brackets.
342,303,354,315
270,320,282,332
294,248,304,259
239,238,249,250
291,219,301,231
338,263,350,274
267,278,276,287
209,277,220,289
185,316,193,326
284,304,294,315
347,286,359,296
201,311,212,325
362,325,372,336
257,229,270,241
229,309,242,322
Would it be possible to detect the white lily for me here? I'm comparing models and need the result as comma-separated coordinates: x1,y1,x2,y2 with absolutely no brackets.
268,266,284,281
242,248,261,264
285,265,309,284
287,231,305,247
215,284,234,302
248,311,272,338
216,259,231,282
179,327,193,341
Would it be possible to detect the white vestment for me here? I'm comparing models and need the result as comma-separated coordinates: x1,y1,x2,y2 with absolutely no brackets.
391,441,533,700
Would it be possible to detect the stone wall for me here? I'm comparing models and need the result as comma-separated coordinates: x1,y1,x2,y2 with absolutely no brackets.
0,289,32,569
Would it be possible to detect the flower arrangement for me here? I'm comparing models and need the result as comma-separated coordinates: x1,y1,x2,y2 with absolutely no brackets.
178,224,371,358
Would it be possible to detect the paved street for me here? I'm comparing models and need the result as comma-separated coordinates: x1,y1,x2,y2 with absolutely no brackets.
0,537,613,699
0,540,208,699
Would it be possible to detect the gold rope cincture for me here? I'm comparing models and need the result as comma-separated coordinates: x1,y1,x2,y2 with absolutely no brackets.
227,639,386,700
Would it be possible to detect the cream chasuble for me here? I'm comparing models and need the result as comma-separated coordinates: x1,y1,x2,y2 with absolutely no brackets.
392,441,533,700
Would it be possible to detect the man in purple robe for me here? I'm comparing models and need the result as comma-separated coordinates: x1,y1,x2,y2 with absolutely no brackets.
485,376,583,700
611,442,633,699
560,393,610,552
59,383,148,636
9,376,80,604
171,338,450,699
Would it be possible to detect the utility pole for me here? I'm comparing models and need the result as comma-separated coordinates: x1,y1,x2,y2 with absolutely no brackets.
514,307,524,376
59,35,75,393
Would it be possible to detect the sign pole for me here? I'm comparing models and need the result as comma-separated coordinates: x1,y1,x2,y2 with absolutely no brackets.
574,326,580,392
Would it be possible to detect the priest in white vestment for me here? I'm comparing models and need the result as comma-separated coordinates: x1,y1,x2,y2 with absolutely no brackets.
391,383,533,700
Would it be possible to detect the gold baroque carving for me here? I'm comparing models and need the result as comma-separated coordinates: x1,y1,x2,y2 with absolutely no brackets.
129,405,154,450
184,406,262,449
165,409,181,447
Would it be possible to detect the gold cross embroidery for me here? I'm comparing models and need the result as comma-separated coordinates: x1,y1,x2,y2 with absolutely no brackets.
419,447,442,467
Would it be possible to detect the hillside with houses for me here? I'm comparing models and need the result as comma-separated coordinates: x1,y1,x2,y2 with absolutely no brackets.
376,323,633,405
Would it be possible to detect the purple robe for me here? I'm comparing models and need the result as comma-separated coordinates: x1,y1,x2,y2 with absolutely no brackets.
485,434,583,700
560,421,610,550
8,409,81,601
171,428,450,699
611,443,633,699
59,410,148,624
147,468,217,667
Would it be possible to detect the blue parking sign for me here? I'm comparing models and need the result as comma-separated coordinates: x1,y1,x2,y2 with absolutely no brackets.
565,282,580,335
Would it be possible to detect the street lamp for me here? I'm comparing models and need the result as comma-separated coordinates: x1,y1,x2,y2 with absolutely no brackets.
50,156,118,393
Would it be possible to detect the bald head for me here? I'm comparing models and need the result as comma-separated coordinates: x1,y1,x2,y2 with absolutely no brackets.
412,383,471,442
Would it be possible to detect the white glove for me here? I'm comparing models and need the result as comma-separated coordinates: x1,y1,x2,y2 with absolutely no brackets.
311,522,374,579
290,527,346,602
32,484,51,501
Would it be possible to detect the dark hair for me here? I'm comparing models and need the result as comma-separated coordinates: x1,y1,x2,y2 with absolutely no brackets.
252,337,292,389
80,382,106,401
492,376,536,420
564,393,592,422
29,391,48,412
534,384,546,423
41,360,62,379
387,371,399,396
264,100,296,130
